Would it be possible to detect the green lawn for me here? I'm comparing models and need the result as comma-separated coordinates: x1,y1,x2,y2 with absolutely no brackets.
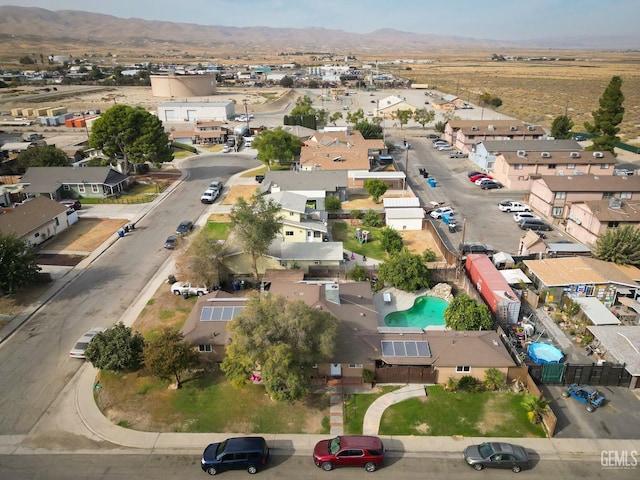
343,386,400,434
378,386,546,438
331,222,388,261
204,221,231,240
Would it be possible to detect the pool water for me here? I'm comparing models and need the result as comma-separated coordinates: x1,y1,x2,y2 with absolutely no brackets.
384,296,448,329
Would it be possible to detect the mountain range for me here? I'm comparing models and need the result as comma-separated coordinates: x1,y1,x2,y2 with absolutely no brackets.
0,6,638,53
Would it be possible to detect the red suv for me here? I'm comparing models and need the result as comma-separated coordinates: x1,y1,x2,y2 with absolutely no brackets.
313,435,384,472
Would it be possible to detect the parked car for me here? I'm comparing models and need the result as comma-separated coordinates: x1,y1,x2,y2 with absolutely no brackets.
171,282,210,297
433,140,448,148
561,384,606,412
437,144,454,151
449,151,468,158
164,235,178,249
430,206,454,219
200,189,219,204
475,177,495,185
498,201,531,213
176,220,194,236
469,174,491,182
221,145,231,153
460,242,494,255
463,442,531,473
208,181,223,192
513,212,540,223
236,115,248,122
313,435,384,472
480,181,503,189
467,171,482,178
69,327,107,359
518,218,552,231
60,199,81,210
573,135,586,141
201,437,269,475
426,134,440,139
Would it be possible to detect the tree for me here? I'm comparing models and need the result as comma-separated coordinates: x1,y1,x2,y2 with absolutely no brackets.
413,108,435,129
85,323,145,372
392,109,413,129
221,294,338,402
229,193,283,280
378,248,430,292
380,227,403,254
346,109,365,125
364,178,388,203
595,225,640,266
19,56,35,64
353,121,383,139
279,76,294,88
329,111,343,125
522,393,550,424
584,76,624,155
362,209,383,227
0,233,41,294
17,146,69,171
550,115,574,139
324,195,342,212
290,95,315,115
422,248,437,262
176,229,226,288
143,327,199,388
252,128,301,170
89,104,173,172
434,120,446,133
444,294,493,331
483,368,505,391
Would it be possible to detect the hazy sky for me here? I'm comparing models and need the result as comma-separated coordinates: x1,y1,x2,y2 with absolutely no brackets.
1,0,638,41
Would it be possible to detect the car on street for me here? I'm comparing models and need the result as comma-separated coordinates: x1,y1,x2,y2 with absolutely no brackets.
200,189,219,204
69,327,107,359
430,206,454,219
562,384,606,412
164,235,178,249
313,435,384,472
513,212,540,223
236,115,248,122
449,151,468,158
176,220,194,236
221,145,231,153
480,181,503,189
498,201,531,213
60,199,82,210
208,181,223,192
463,442,531,473
201,436,269,475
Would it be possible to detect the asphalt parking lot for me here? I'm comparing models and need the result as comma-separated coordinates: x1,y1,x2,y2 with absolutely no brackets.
397,136,571,254
541,384,640,439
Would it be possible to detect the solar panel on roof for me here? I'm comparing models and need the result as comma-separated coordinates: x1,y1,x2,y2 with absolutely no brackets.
200,306,245,322
380,340,431,358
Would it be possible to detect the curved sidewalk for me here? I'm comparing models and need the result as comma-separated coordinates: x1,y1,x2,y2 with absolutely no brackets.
362,384,428,435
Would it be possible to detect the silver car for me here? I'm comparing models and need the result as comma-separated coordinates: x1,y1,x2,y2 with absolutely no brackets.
69,327,107,359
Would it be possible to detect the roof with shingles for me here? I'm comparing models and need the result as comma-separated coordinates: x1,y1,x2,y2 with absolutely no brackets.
581,200,640,222
449,120,544,136
536,174,640,192
482,139,582,152
21,167,128,193
500,150,615,166
523,257,640,287
261,170,348,192
299,130,382,171
0,196,68,237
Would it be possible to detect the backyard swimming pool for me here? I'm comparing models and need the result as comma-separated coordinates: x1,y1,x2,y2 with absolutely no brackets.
384,295,448,329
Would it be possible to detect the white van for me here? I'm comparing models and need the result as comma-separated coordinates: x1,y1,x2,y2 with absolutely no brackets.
243,136,255,148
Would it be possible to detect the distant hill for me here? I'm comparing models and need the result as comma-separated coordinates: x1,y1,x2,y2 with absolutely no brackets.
0,6,638,53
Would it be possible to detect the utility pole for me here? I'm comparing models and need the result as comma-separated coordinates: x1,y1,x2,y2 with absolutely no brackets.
456,217,467,279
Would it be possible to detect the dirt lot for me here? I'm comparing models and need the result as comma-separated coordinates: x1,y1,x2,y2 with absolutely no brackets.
42,218,127,252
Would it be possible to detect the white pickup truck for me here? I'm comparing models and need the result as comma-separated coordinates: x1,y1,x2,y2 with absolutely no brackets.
498,201,531,213
171,282,210,297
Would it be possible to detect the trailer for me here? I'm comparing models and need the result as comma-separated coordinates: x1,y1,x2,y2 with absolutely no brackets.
465,253,521,325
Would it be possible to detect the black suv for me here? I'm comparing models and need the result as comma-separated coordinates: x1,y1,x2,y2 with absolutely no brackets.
176,220,194,236
201,437,269,475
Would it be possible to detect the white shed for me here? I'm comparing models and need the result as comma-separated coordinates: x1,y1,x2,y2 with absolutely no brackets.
385,207,424,231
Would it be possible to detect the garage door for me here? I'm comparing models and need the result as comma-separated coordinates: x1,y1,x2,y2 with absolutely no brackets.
163,109,176,122
187,110,197,121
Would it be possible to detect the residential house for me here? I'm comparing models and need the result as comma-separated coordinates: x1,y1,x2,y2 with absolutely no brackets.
298,129,384,176
0,196,69,246
444,120,545,153
431,94,463,111
260,170,349,205
522,256,640,307
587,326,640,388
517,230,593,258
527,175,640,223
20,166,129,200
192,120,228,145
375,95,417,120
563,198,640,246
474,140,615,190
264,191,328,243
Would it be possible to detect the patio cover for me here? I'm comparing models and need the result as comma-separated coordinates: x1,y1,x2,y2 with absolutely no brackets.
618,297,640,314
574,297,621,326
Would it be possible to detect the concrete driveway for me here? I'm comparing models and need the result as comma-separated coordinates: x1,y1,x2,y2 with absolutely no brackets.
542,384,640,439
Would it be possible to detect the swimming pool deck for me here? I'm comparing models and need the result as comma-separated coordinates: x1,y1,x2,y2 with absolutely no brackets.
373,287,428,327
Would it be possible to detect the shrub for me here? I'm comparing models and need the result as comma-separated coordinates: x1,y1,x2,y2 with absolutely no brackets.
325,196,342,211
446,376,458,392
172,141,197,153
350,209,363,219
422,248,437,262
362,369,375,384
362,209,383,227
349,265,368,281
457,375,483,392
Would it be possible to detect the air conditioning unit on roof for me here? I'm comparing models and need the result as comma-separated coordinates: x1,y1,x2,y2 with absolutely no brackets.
527,125,535,131
471,126,478,131
593,151,604,158
517,150,527,157
541,152,551,158
570,151,581,158
488,125,495,130
510,126,518,131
